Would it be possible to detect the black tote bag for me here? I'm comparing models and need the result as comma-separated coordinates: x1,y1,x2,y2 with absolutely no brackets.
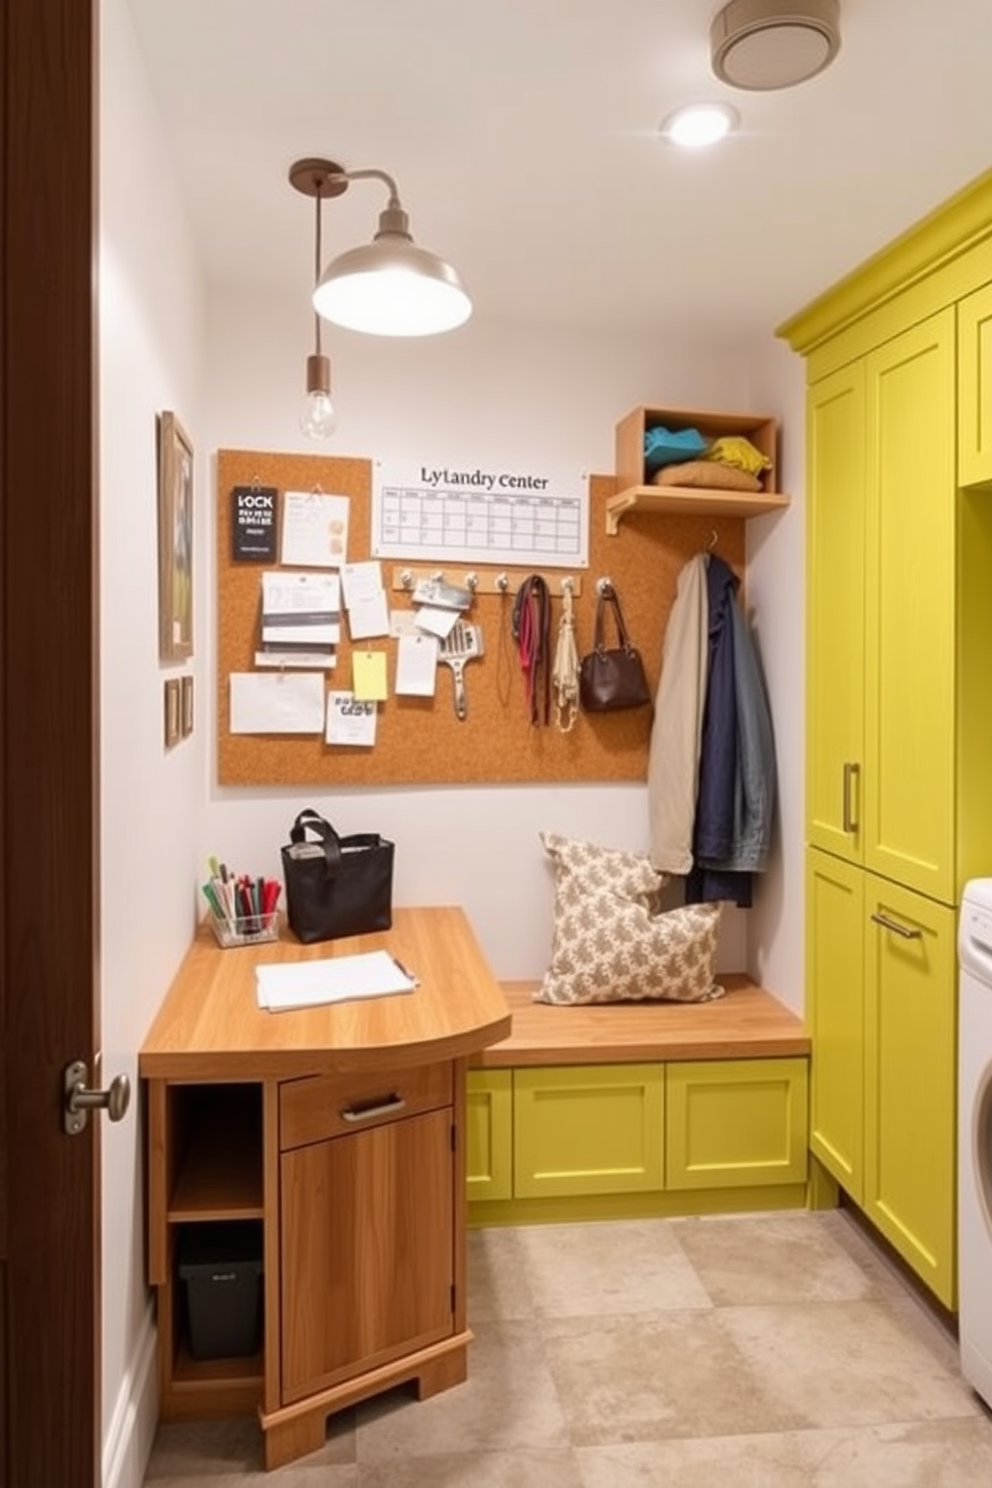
281,808,394,945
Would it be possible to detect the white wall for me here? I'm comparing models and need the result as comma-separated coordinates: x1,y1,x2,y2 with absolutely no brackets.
99,1,209,1483
744,335,807,1013
203,296,805,986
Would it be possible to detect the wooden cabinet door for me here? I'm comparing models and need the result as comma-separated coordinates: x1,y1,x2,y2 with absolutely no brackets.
806,849,865,1202
958,281,992,488
864,310,956,902
864,875,956,1309
806,361,867,861
279,1107,455,1405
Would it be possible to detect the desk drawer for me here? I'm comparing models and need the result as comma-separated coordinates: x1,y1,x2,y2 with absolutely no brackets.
279,1063,453,1150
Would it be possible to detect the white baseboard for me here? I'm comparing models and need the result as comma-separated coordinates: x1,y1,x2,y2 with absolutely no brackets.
102,1306,158,1488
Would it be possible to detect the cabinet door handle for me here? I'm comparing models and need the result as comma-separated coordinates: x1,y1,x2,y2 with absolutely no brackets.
842,762,860,834
870,912,923,940
340,1095,407,1123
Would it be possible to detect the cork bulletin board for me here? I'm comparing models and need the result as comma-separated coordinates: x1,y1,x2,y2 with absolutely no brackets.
216,448,745,787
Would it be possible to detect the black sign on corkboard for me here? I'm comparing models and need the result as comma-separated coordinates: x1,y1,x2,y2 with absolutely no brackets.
231,485,278,562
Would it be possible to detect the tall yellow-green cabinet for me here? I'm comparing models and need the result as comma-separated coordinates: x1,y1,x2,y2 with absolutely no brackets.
780,168,992,1311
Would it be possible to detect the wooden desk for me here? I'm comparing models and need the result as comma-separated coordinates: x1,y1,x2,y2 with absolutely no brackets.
140,907,511,1470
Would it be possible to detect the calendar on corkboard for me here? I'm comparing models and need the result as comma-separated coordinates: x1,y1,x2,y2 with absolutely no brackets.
215,448,745,787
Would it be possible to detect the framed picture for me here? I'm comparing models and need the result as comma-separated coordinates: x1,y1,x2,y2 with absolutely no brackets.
164,677,181,748
157,411,194,661
181,675,194,738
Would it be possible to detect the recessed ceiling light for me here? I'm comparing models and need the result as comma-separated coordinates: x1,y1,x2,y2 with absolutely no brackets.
660,103,739,149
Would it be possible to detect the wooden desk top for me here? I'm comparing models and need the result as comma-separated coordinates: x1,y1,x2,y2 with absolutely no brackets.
139,906,512,1081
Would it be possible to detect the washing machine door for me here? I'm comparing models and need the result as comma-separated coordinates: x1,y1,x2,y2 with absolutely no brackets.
973,1069,992,1239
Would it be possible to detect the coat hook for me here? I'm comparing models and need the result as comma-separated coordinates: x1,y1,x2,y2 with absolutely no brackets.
596,576,614,596
495,571,509,593
465,572,478,591
707,529,719,550
400,568,414,590
561,575,574,594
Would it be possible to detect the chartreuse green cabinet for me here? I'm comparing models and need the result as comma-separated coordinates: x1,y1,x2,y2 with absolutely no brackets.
806,850,865,1204
864,876,956,1308
782,167,992,1310
958,281,992,487
806,361,867,863
665,1059,808,1190
466,1070,513,1202
466,1058,808,1222
514,1065,665,1199
863,312,956,903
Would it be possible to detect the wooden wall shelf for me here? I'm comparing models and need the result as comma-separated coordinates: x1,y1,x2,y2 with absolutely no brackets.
609,404,790,534
605,485,791,535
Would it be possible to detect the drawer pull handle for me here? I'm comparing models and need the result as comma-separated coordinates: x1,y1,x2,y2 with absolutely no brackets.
341,1095,407,1123
870,912,923,940
842,762,860,834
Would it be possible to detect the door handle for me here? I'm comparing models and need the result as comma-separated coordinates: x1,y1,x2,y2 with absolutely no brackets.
340,1094,406,1123
870,912,923,940
63,1060,131,1136
842,762,860,834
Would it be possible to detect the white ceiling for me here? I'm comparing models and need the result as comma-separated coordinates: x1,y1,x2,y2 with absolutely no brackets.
127,0,992,344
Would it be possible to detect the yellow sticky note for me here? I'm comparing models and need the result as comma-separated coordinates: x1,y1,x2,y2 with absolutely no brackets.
352,649,388,701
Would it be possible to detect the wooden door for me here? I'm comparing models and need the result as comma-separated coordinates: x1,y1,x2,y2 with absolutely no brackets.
280,1107,455,1404
805,361,867,862
864,874,956,1309
805,849,865,1202
0,2,101,1486
864,310,956,902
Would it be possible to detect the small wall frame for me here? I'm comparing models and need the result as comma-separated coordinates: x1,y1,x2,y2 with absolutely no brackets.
157,411,194,662
180,675,194,738
164,677,181,748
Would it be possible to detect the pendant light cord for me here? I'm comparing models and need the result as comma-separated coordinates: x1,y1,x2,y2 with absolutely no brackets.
313,182,323,357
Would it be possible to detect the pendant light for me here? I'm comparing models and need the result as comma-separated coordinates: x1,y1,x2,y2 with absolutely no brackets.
290,157,471,339
293,161,339,440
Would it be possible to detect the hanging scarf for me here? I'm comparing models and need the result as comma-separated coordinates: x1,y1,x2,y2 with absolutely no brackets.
512,575,551,725
552,581,579,732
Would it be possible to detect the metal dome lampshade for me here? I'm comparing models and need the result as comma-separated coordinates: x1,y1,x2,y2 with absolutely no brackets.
290,157,471,338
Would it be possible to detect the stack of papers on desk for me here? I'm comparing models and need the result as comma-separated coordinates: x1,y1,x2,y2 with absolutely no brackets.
256,950,417,1012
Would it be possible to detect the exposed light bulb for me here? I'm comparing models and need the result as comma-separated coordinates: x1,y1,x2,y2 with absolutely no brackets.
299,352,337,440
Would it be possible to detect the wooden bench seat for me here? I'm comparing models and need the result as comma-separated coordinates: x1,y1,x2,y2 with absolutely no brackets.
472,973,809,1067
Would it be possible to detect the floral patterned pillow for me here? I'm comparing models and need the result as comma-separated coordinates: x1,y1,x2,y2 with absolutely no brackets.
536,833,724,1005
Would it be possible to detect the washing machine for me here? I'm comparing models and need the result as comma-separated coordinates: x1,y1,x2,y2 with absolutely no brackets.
958,878,992,1407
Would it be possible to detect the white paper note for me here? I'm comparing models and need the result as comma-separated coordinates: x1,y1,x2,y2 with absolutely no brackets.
261,570,341,645
395,633,438,696
229,672,325,733
326,691,378,746
254,650,336,670
281,491,350,567
346,590,390,641
415,605,460,639
256,950,417,1011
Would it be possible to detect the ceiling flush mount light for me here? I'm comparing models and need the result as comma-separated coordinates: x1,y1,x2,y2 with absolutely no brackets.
289,156,471,337
710,0,841,91
293,160,339,439
661,102,739,149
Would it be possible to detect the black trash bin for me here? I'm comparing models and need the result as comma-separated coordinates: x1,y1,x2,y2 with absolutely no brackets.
178,1220,264,1360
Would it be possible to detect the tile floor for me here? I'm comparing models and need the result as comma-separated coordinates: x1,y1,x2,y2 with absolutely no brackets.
144,1208,992,1487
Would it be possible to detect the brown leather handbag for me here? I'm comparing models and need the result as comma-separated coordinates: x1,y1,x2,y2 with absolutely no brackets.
579,584,652,712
